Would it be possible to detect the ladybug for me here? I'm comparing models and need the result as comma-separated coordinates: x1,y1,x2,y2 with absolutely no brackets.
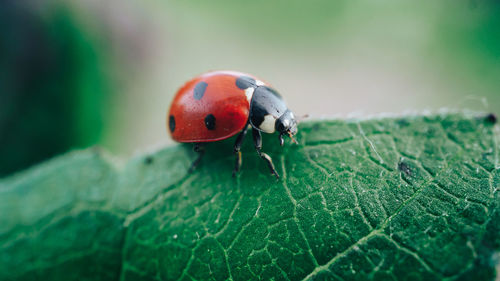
167,70,298,178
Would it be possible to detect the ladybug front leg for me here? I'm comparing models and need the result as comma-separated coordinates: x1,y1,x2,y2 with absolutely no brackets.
232,127,249,177
188,143,205,173
252,128,280,179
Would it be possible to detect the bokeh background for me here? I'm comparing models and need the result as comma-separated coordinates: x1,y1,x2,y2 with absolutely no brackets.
1,0,499,177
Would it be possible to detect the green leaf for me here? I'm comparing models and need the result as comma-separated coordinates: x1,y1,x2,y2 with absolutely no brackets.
1,113,499,281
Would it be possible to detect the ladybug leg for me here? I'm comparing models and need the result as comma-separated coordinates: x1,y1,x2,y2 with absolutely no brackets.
252,128,280,179
232,127,249,177
188,143,205,173
279,133,285,146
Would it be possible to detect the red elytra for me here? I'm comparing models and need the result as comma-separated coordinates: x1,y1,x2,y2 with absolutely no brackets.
167,70,298,179
168,71,262,143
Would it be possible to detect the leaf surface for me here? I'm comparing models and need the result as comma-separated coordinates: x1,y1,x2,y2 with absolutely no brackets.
1,113,499,281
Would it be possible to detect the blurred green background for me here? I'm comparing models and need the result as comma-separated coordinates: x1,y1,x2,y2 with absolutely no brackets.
1,0,499,177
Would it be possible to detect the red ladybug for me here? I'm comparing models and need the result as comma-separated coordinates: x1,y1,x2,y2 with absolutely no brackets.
167,70,298,178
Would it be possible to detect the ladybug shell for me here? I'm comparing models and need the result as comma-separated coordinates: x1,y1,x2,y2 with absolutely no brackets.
168,71,263,143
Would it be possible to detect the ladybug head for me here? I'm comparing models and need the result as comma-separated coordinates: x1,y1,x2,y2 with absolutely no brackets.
276,110,298,145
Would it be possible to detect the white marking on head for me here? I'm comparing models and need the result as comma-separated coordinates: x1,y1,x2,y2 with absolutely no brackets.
255,80,265,86
259,114,276,133
244,87,254,102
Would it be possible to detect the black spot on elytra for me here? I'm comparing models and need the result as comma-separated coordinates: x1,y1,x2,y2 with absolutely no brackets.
169,115,175,133
485,113,497,124
205,114,216,130
193,81,208,100
398,161,412,176
236,76,256,89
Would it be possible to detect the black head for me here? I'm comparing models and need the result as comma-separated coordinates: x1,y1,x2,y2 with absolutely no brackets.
276,109,298,145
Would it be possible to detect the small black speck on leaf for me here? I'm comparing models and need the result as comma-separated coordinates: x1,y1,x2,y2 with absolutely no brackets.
398,161,412,176
484,113,497,125
482,152,492,160
396,119,410,127
144,157,154,165
425,127,437,137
